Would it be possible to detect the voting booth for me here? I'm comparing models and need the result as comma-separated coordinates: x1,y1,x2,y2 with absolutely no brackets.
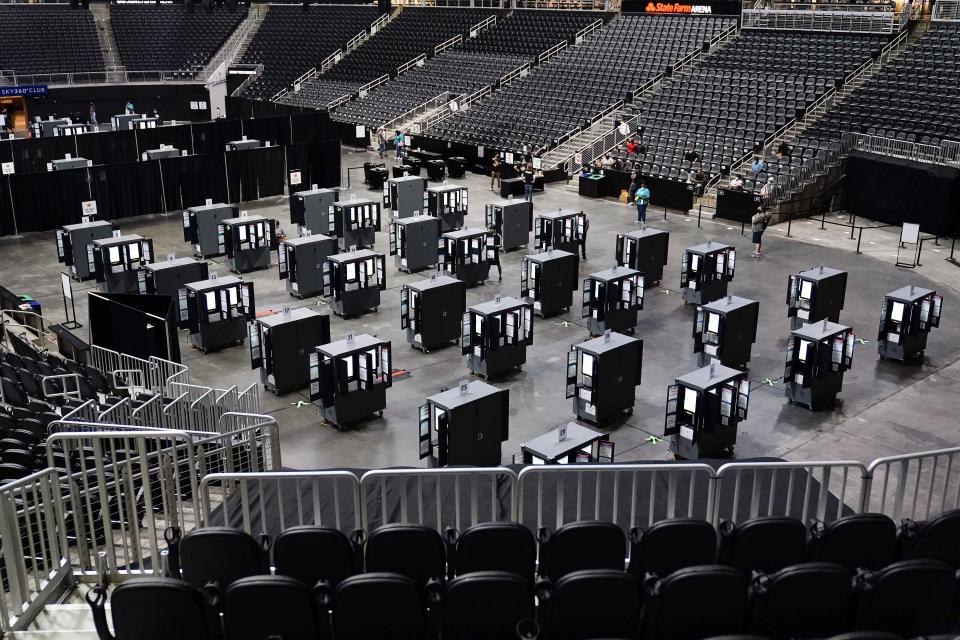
582,267,644,336
184,275,256,353
566,331,643,425
144,147,181,160
665,363,751,459
401,275,466,353
331,198,381,250
51,157,90,171
278,233,338,299
290,187,339,236
389,215,440,272
384,175,427,219
226,138,261,151
485,199,532,252
418,380,508,467
92,234,154,294
616,226,669,285
681,241,736,305
462,297,534,379
520,423,612,465
368,165,389,191
787,266,848,329
877,285,942,363
521,249,578,318
220,215,277,274
426,184,467,232
56,220,114,281
309,333,392,430
139,257,209,329
784,320,855,410
438,228,497,287
249,307,331,395
183,203,237,259
322,249,386,318
535,209,587,256
693,295,759,370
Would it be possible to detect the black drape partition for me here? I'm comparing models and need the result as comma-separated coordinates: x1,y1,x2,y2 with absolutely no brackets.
90,162,166,221
285,141,341,192
0,177,16,236
134,124,195,156
290,112,333,145
162,153,232,210
227,145,286,202
241,116,292,147
846,152,960,235
11,136,77,174
191,119,243,155
75,130,139,167
10,169,90,233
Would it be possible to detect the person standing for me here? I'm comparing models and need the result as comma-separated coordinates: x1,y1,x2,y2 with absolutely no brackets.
0,108,7,136
376,128,386,159
634,181,651,223
522,162,535,202
627,170,639,203
579,213,589,259
490,156,501,192
88,102,97,128
751,206,771,257
487,227,503,282
759,176,775,206
394,130,404,160
125,100,134,115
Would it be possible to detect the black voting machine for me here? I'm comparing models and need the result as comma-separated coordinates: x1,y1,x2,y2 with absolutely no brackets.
309,333,392,430
56,220,114,281
278,233,339,299
566,331,643,426
784,320,855,411
290,187,339,236
462,297,534,379
322,250,386,318
665,362,751,459
221,215,277,274
418,380,509,467
485,199,532,252
389,215,440,273
520,250,578,318
582,267,645,336
426,183,468,232
92,234,154,294
401,275,466,353
183,203,237,259
384,175,427,219
438,228,496,287
693,295,760,370
615,226,670,285
140,257,209,329
787,266,848,329
249,307,331,395
535,209,587,256
877,285,943,363
681,241,736,306
331,198,381,250
184,275,255,354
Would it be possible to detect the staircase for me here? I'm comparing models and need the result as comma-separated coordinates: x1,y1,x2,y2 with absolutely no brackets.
203,4,269,86
12,585,98,640
89,3,126,83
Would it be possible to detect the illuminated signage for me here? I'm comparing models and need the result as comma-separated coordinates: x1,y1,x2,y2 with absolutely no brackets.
644,2,713,12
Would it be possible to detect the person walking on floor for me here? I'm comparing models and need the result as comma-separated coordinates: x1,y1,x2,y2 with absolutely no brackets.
88,102,97,128
490,156,501,192
376,128,386,159
394,130,405,160
487,227,503,282
522,162,535,202
579,213,589,259
751,206,771,257
634,181,651,223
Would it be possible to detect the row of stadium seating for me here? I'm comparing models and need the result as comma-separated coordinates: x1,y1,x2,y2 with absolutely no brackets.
0,5,103,76
326,9,602,128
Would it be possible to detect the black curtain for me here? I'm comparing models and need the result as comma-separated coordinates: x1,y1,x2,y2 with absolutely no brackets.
192,119,243,155
0,139,13,166
75,130,139,166
90,161,166,221
0,176,16,236
9,169,90,233
290,112,333,144
285,141,340,192
161,153,230,210
135,124,195,156
227,146,285,202
241,116,292,147
11,136,77,174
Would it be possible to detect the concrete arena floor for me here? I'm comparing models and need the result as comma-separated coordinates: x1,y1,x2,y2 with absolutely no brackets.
1,146,958,470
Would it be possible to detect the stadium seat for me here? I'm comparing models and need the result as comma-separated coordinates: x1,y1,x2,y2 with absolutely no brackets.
176,527,266,591
641,565,748,640
718,516,808,574
320,572,429,640
807,514,897,571
851,559,958,636
747,563,853,639
896,508,960,568
441,571,534,640
538,520,626,581
628,518,717,578
364,523,446,586
88,576,220,640
222,575,321,640
539,569,642,640
447,521,536,581
271,525,358,588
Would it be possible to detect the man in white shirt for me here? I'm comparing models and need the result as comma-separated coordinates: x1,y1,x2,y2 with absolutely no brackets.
729,174,743,190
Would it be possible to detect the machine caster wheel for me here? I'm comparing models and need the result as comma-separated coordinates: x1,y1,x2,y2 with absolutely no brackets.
516,365,522,371
374,307,379,312
626,408,633,415
336,425,346,432
378,410,384,417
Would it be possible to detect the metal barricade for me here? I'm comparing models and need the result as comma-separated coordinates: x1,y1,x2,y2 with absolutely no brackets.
360,467,517,532
865,446,960,522
713,461,869,525
517,464,716,533
199,471,360,536
0,469,71,633
933,0,960,20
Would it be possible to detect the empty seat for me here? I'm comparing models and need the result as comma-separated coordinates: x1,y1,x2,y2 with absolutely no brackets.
88,576,220,640
628,518,717,578
852,559,958,636
807,514,897,571
641,565,748,640
222,575,321,640
441,571,534,640
448,522,536,581
538,520,626,581
176,527,266,590
272,525,357,588
747,563,853,639
364,523,446,586
718,517,807,575
540,569,641,640
321,573,428,640
896,508,960,568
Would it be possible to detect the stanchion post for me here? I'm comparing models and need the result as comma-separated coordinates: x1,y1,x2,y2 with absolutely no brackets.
786,215,793,238
697,204,702,229
856,227,864,254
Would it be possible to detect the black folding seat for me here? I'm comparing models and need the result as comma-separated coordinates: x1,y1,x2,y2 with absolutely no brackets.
271,525,357,588
746,563,852,639
447,521,535,581
806,514,897,572
627,519,717,579
364,523,446,586
222,575,320,640
851,559,957,636
320,573,428,640
896,508,960,568
88,576,220,640
2,449,34,470
441,571,533,640
537,520,626,581
539,569,641,640
641,565,747,640
0,463,31,482
176,527,266,591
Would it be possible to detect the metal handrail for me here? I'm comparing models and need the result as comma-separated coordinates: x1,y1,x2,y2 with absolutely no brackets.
434,34,463,56
742,6,901,33
418,86,490,134
498,61,531,88
358,73,390,98
538,40,568,65
229,63,263,98
327,93,354,110
934,0,960,20
346,29,367,52
397,53,427,76
574,18,603,43
468,14,497,37
370,11,391,34
380,91,455,134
